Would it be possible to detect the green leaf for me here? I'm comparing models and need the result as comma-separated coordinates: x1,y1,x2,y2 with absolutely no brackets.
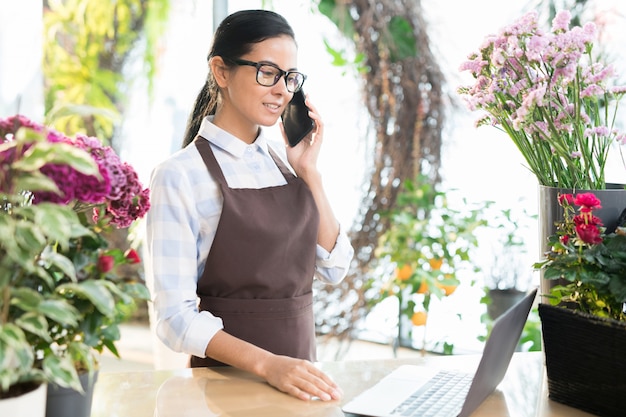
14,219,47,256
387,16,417,62
318,0,355,38
12,141,99,177
13,170,63,194
68,340,97,373
0,323,31,351
9,287,43,312
102,337,120,357
46,103,120,122
0,324,35,391
609,278,626,303
37,299,80,327
15,312,52,342
101,323,121,344
105,280,134,305
323,39,348,67
122,282,151,301
58,280,116,317
31,203,92,245
41,248,78,282
42,355,83,392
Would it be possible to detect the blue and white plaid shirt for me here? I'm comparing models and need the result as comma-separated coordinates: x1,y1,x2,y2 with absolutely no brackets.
146,117,354,357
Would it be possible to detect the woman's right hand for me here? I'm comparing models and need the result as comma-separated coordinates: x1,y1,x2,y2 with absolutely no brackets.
258,354,343,402
205,331,342,402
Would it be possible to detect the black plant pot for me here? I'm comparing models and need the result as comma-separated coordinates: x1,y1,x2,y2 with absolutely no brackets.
539,304,626,417
486,288,526,321
45,371,98,417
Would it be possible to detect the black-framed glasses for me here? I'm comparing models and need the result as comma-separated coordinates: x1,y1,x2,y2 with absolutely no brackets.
227,58,307,93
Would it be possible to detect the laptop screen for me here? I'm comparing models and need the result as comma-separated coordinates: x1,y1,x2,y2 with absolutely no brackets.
458,287,537,417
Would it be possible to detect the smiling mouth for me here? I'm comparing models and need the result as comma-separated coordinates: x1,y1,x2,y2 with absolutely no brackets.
264,103,281,111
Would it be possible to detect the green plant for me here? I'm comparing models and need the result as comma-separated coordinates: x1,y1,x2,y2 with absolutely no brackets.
458,9,626,190
367,175,489,353
0,115,150,398
535,192,626,321
43,0,171,142
483,203,536,290
310,0,447,344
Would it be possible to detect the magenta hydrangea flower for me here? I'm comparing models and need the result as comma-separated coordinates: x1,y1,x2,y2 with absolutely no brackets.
1,114,150,229
30,133,112,205
0,114,44,139
93,162,150,228
1,115,76,196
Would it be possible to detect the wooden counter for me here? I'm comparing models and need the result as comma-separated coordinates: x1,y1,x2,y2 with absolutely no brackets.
90,352,598,417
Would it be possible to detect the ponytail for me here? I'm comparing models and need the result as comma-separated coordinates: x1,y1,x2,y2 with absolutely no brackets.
182,76,218,148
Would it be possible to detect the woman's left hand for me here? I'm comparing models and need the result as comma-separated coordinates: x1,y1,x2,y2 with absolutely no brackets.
280,95,323,182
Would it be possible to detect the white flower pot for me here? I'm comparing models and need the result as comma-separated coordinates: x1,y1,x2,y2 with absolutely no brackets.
0,383,47,417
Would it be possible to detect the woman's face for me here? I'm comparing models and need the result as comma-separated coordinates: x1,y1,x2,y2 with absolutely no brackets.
216,35,299,142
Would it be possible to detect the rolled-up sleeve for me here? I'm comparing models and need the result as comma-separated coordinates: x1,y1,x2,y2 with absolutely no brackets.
314,225,354,285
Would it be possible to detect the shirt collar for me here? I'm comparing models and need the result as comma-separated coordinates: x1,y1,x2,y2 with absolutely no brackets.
198,116,272,158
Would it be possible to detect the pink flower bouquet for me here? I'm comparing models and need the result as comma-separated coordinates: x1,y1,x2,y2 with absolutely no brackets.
458,10,626,190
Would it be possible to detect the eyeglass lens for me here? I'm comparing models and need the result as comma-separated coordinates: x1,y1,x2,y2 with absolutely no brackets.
257,65,304,92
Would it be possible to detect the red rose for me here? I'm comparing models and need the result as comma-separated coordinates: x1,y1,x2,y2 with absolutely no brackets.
558,193,575,206
574,193,602,211
575,223,603,244
125,248,141,264
98,255,115,273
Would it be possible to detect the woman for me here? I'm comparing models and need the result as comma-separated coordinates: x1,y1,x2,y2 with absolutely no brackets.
146,9,354,402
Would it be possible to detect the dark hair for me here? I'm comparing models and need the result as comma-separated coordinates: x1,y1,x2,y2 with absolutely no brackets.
181,9,296,147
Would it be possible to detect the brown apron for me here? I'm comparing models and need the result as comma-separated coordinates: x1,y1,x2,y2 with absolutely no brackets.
190,137,320,367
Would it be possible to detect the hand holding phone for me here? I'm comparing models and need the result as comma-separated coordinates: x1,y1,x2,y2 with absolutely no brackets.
282,89,315,147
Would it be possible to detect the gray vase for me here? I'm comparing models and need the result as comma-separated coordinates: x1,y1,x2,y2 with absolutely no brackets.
538,184,626,303
45,371,98,417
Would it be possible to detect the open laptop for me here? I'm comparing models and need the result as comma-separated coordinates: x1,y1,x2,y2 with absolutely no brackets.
342,287,537,417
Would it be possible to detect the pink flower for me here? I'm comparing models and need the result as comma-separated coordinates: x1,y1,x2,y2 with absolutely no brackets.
457,9,625,190
574,193,602,211
551,10,571,33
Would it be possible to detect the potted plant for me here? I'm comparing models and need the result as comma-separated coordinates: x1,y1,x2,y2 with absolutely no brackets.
366,175,489,355
458,8,626,302
534,191,626,417
0,115,151,417
480,204,535,320
475,204,542,353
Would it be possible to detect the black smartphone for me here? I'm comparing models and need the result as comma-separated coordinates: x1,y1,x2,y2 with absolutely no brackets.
282,89,315,147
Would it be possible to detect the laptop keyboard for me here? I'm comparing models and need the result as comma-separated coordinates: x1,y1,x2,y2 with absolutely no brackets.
390,370,473,417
